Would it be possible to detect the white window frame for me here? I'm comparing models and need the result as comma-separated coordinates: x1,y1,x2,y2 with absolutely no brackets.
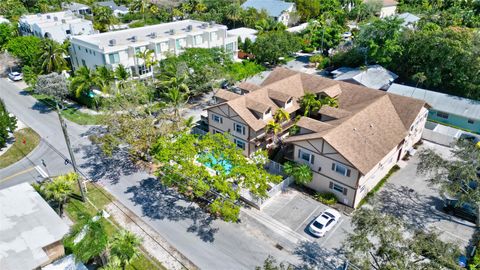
234,138,246,150
109,52,120,64
212,114,223,124
194,34,203,45
298,149,314,164
234,123,245,135
332,162,350,177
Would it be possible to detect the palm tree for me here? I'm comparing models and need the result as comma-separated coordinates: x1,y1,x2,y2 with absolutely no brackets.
135,48,157,82
282,162,313,185
273,108,290,123
114,64,130,91
94,66,114,93
70,66,96,97
163,87,188,122
42,172,76,216
68,217,109,264
183,116,196,132
39,39,68,74
129,0,149,23
299,92,322,117
93,5,116,32
265,120,282,144
320,96,339,108
109,230,142,270
225,3,242,28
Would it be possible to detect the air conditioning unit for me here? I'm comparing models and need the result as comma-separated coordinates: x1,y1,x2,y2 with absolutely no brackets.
131,35,137,42
109,39,116,46
201,22,208,28
53,16,58,22
61,19,66,24
169,29,175,35
47,15,51,19
209,21,215,27
186,25,193,31
150,32,157,38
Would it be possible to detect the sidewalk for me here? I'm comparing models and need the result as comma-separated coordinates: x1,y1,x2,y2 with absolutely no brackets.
106,201,198,270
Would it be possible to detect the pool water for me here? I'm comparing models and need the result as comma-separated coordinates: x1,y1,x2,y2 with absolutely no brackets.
199,153,233,174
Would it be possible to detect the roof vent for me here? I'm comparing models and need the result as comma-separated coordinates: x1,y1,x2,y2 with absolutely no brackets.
201,22,208,28
209,21,215,27
47,15,51,19
186,25,193,31
353,128,357,131
150,32,157,38
131,35,137,42
36,13,42,17
61,19,66,24
109,39,116,46
169,29,175,35
53,16,58,22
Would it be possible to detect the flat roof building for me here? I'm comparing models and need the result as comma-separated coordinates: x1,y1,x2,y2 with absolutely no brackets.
0,183,70,270
70,20,238,78
19,11,95,43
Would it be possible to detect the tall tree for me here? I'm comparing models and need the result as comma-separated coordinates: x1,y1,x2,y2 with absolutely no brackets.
135,48,157,82
5,36,42,67
37,172,77,216
0,23,16,50
417,139,480,226
35,72,69,104
114,64,130,91
70,66,97,97
38,39,68,74
65,217,109,264
109,230,142,270
356,17,403,65
251,31,302,65
0,98,17,149
93,5,116,32
346,208,461,270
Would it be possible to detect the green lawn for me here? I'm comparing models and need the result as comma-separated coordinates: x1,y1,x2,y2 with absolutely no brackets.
28,89,102,125
0,128,40,169
65,183,166,270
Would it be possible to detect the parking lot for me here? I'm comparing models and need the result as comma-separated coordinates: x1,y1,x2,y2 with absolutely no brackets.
374,141,476,248
261,188,353,250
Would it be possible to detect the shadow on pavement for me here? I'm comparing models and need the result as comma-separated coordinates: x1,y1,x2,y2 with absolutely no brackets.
293,241,344,270
125,177,219,242
375,183,475,229
31,101,54,114
79,143,139,184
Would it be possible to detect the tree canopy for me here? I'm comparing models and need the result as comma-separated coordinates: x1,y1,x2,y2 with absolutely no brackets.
346,208,461,270
0,98,17,149
251,31,302,65
6,35,42,67
150,132,282,222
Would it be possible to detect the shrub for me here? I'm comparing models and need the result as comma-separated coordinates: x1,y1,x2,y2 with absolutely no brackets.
302,47,314,53
314,192,337,205
331,47,365,68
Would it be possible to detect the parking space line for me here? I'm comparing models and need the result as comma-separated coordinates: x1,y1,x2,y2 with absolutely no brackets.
267,193,298,217
322,218,345,244
294,204,321,232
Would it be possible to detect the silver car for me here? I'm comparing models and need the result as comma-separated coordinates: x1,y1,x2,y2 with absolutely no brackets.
8,72,23,81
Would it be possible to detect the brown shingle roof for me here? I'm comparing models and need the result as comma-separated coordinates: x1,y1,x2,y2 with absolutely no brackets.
214,89,241,102
238,82,261,92
268,89,292,103
206,68,426,173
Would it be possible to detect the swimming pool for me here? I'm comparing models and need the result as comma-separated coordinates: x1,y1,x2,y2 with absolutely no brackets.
198,153,233,174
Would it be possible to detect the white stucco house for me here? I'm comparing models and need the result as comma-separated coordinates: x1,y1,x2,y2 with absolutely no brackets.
241,0,296,26
69,20,238,77
19,11,95,43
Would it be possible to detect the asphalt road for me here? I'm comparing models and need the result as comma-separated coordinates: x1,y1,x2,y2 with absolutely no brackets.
0,78,302,269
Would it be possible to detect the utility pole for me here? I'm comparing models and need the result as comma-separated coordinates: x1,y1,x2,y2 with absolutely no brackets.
56,103,86,202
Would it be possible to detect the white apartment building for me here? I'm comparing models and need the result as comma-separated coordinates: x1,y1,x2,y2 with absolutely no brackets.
19,11,95,43
69,20,238,77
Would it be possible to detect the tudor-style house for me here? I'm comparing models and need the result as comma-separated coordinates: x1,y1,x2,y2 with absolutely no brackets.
205,68,428,208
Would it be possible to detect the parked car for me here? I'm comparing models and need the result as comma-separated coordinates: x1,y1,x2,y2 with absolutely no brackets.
444,197,477,223
8,71,23,81
341,31,352,40
308,208,341,237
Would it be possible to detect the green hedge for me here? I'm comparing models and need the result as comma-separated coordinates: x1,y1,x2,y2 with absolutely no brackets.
357,165,401,207
314,192,337,205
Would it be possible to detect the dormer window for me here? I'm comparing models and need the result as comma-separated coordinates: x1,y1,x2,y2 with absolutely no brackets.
285,97,293,108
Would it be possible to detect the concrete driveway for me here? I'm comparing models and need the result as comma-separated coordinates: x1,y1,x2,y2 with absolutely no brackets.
260,188,353,250
373,141,476,249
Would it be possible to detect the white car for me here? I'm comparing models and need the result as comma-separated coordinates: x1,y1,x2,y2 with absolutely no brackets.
308,208,341,237
8,72,23,81
341,31,352,40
